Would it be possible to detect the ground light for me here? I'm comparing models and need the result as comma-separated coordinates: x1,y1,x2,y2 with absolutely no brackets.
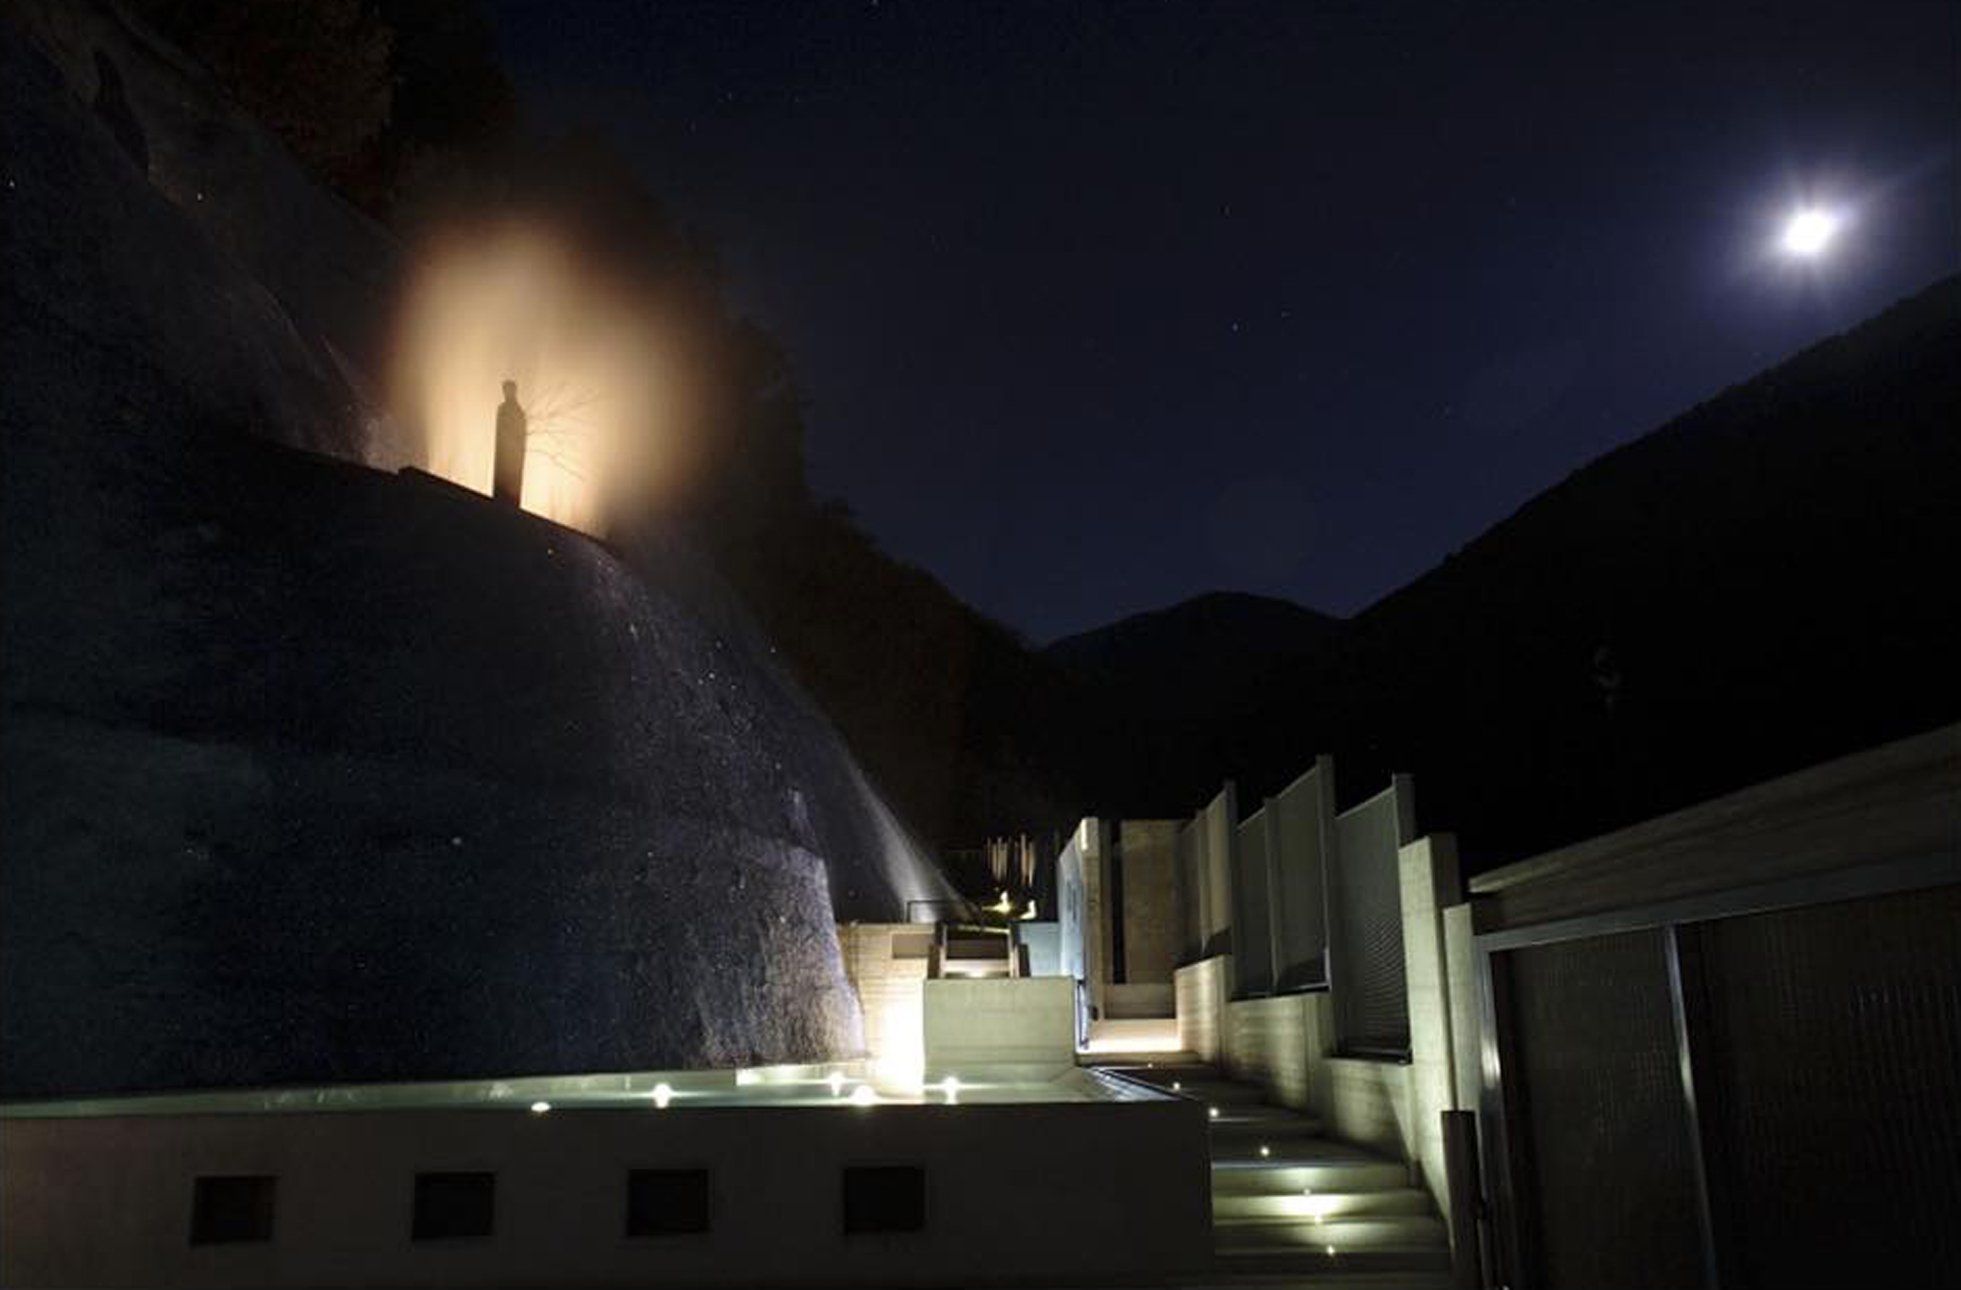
651,1082,673,1109
828,1071,847,1097
850,1084,878,1107
529,1101,550,1114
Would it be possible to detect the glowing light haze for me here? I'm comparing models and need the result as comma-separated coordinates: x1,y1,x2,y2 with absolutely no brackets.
391,226,670,535
1781,207,1843,258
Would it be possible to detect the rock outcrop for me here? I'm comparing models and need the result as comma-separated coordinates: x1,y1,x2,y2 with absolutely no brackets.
0,3,949,1096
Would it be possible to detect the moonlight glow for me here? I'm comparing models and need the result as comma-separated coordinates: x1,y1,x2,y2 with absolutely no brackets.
1780,208,1841,258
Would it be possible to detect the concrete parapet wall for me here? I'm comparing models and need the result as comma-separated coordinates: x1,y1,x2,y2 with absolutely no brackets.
1221,993,1328,1111
837,923,932,1077
1199,983,1418,1173
922,978,1075,1076
1173,955,1231,1061
1,1099,1211,1288
1105,982,1174,1018
1172,838,1486,1238
1320,1056,1417,1159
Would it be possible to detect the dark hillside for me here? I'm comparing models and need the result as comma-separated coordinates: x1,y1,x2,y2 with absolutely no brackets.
720,504,1092,852
1047,591,1341,682
1052,278,1961,870
1336,274,1961,867
1044,592,1344,814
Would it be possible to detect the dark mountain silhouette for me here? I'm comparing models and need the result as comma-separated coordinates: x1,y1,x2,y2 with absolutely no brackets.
1040,593,1344,816
718,501,1092,854
1047,276,1961,872
1048,591,1343,683
1343,273,1961,869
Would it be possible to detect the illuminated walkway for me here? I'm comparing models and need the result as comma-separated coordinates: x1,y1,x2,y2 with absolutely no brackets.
1101,1059,1452,1284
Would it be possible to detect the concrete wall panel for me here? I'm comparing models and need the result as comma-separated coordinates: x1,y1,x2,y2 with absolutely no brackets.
1231,809,1276,995
1221,994,1324,1111
838,923,930,1079
1116,820,1181,986
1173,956,1232,1062
0,1099,1211,1288
1398,835,1463,1219
1320,1057,1417,1159
922,978,1076,1075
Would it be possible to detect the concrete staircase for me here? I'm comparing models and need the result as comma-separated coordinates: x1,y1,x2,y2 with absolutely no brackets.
932,926,1018,978
1105,1061,1452,1282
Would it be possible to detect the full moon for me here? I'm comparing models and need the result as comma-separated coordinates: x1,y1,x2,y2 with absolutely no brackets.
1781,207,1841,258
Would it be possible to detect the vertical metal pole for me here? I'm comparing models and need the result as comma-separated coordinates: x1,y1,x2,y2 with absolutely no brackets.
1474,943,1522,1289
1664,923,1722,1290
1318,765,1344,1044
1443,1109,1486,1289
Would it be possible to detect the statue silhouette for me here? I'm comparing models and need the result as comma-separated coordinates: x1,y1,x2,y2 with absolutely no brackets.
493,380,527,506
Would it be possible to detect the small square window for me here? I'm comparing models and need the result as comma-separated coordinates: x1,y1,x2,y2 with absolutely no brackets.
190,1175,275,1245
842,1165,925,1234
626,1169,710,1236
412,1172,495,1240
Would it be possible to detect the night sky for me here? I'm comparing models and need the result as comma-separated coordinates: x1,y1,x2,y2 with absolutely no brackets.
492,1,1957,642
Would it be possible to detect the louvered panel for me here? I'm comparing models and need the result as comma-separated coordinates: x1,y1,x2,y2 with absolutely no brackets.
1503,929,1705,1289
1689,883,1961,1288
1330,788,1409,1055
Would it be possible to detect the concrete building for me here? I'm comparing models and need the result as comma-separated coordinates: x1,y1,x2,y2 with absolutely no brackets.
1,1068,1209,1289
9,724,1953,1288
1148,723,1961,1289
1464,722,1961,1289
1059,817,1185,1048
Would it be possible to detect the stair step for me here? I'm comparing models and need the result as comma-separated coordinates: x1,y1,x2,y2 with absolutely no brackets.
1214,1214,1450,1255
1080,1052,1207,1071
1210,1138,1351,1169
1091,1058,1213,1075
1163,1081,1271,1105
1208,1117,1329,1139
1215,1245,1454,1277
1214,1187,1434,1222
1210,1159,1414,1194
1206,1103,1324,1126
1208,1118,1328,1143
1194,1088,1301,1107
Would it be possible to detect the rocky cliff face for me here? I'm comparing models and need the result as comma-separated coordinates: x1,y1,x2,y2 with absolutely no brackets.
0,3,948,1096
